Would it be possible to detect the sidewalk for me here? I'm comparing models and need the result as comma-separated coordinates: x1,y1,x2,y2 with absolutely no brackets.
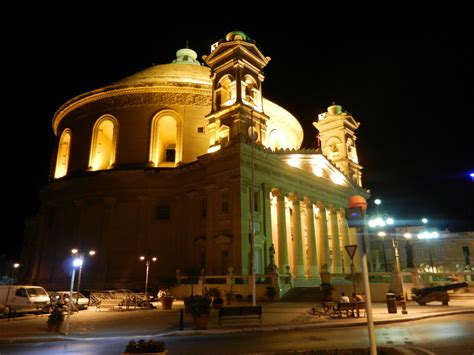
0,299,473,343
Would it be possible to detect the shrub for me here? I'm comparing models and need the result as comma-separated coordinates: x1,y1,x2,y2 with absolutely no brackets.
186,295,211,316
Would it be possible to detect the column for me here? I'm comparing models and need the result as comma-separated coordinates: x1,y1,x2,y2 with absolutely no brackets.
338,208,351,273
304,197,319,280
289,193,304,278
262,184,272,269
329,206,342,273
316,202,330,271
272,189,288,271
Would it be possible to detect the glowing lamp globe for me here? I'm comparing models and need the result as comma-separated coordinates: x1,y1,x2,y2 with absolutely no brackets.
348,195,367,212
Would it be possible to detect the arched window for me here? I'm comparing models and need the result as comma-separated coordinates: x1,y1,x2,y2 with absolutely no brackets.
149,110,182,167
54,129,71,178
89,115,118,171
216,75,235,109
243,75,260,109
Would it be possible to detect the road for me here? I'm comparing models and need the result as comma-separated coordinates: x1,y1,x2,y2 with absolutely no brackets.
0,314,473,354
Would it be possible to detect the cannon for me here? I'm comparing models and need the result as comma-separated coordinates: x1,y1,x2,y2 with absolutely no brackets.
412,282,468,305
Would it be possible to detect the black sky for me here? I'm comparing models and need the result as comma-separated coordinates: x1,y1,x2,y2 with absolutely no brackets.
2,2,473,259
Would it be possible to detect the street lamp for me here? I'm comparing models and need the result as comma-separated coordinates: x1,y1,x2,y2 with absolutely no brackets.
12,263,20,282
4,263,20,316
65,257,82,336
389,225,408,314
417,230,439,272
71,248,96,304
368,206,408,314
368,212,394,272
418,217,438,272
140,255,157,307
376,231,389,271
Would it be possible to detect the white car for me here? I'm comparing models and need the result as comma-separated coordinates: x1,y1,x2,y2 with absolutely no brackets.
50,291,89,310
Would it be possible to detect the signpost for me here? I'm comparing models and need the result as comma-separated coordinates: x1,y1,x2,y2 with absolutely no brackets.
344,244,358,301
346,196,376,355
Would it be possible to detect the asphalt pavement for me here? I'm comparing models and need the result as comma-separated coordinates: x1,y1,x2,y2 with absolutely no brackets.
0,297,473,344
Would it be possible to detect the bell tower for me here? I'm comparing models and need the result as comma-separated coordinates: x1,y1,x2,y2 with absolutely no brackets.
313,103,363,187
203,31,271,151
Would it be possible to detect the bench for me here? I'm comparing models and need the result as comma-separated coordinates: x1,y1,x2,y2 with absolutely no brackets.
218,306,262,325
334,302,366,318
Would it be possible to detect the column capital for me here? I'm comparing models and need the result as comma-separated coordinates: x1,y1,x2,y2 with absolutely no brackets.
316,201,326,209
288,193,299,203
338,207,347,217
303,196,313,206
271,187,284,198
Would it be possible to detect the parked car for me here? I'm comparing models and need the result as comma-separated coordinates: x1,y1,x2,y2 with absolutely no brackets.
49,291,90,310
0,285,51,317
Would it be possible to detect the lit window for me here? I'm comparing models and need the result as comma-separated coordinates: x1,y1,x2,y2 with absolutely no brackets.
54,129,71,178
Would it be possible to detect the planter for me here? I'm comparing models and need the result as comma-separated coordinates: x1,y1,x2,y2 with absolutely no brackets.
192,313,210,330
161,297,174,310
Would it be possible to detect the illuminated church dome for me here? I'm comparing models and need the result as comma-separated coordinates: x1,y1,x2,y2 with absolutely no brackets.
52,45,303,176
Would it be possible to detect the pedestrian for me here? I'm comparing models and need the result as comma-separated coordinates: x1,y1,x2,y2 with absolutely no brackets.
339,292,350,303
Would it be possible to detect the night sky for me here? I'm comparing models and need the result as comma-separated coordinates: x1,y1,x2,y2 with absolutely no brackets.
2,2,473,260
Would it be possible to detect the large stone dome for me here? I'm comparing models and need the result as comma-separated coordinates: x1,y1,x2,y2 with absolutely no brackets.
52,51,303,152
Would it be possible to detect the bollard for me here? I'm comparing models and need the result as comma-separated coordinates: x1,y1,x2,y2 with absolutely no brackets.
179,309,184,330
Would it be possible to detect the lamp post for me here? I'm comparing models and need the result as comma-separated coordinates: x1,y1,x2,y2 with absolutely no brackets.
390,226,408,314
417,231,438,273
369,209,408,315
419,218,438,272
368,209,393,272
12,263,20,282
4,263,20,316
71,248,96,304
376,231,389,272
346,195,376,355
65,257,82,336
140,255,157,307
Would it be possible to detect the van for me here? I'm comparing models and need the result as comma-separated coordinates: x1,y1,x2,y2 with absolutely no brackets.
0,285,51,316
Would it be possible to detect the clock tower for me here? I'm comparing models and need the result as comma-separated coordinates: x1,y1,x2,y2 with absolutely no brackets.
314,103,363,187
203,31,271,150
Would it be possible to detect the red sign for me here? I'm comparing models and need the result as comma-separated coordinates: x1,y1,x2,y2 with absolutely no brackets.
344,245,358,260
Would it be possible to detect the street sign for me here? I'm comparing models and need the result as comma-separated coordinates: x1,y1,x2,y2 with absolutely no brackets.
345,245,358,260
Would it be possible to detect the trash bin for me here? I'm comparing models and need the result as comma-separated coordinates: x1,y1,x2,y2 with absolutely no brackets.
386,292,397,313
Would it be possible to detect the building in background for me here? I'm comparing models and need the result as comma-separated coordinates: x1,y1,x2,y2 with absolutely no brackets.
370,226,474,273
21,32,368,291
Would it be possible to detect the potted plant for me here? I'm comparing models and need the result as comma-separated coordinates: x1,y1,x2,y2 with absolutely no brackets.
209,288,224,309
320,282,335,308
46,307,64,332
187,295,211,329
158,289,175,310
123,339,167,354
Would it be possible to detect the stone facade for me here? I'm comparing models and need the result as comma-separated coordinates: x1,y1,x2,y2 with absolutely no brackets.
21,32,369,291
